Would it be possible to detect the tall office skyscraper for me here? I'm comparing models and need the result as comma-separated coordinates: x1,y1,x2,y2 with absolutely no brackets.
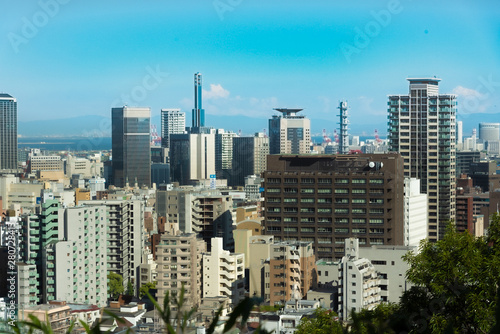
170,132,215,185
231,133,269,187
0,93,18,170
192,72,205,129
269,108,311,155
112,106,151,188
161,108,185,148
388,78,456,241
215,129,236,178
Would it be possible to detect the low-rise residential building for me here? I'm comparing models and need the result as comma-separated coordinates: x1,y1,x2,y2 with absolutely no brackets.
338,239,381,320
203,237,245,306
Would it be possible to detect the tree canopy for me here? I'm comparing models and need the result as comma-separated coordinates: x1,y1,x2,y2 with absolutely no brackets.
295,308,343,334
108,272,124,300
400,214,500,333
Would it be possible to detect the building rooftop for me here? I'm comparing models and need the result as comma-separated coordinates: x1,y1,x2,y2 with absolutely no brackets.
0,93,14,98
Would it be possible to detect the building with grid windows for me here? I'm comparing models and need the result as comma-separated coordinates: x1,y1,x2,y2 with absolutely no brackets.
160,108,185,148
269,108,310,155
388,78,456,241
262,154,404,261
0,93,17,170
111,106,151,188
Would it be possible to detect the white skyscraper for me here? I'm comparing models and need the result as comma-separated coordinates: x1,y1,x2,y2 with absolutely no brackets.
161,108,185,148
457,121,463,145
388,78,456,241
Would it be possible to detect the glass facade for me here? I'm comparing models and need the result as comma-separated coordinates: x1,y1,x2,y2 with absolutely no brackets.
112,107,151,187
0,94,17,170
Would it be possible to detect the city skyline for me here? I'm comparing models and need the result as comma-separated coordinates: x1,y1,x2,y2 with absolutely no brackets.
1,1,499,136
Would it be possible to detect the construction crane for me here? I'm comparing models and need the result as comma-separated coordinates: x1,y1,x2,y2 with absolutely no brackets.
322,129,332,144
150,125,161,146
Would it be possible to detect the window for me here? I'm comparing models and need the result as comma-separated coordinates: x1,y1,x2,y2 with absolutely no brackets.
301,217,315,223
267,178,281,184
267,197,281,203
369,179,384,184
369,198,384,204
352,198,366,204
284,227,298,232
318,208,332,214
301,198,314,203
284,198,297,203
370,228,384,234
352,179,366,184
284,178,298,184
335,208,349,214
370,238,384,245
352,189,366,194
318,178,332,184
318,188,332,194
267,188,280,193
284,217,297,223
301,178,314,184
301,227,315,233
335,178,349,184
369,209,384,215
284,188,298,194
335,218,349,224
335,228,349,234
317,198,332,204
352,208,366,214
369,218,384,224
335,188,349,194
300,207,315,213
352,228,366,234
335,198,349,204
352,218,366,224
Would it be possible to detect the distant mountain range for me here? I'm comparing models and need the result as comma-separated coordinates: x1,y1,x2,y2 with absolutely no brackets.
18,113,497,138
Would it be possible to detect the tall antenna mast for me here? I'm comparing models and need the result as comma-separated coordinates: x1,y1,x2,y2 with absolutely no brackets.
338,101,349,154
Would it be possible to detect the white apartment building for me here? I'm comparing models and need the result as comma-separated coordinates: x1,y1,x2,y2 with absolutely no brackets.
358,244,415,304
338,239,381,320
161,108,185,148
404,178,428,246
203,237,245,306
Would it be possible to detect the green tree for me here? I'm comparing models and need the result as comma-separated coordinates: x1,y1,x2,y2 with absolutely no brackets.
139,281,157,298
349,303,402,334
295,308,343,334
127,280,134,296
401,215,500,333
108,272,124,300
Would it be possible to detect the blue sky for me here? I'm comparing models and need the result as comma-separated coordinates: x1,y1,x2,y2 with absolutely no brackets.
1,0,499,136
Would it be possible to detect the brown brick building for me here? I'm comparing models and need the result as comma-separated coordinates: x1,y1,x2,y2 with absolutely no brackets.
262,154,405,260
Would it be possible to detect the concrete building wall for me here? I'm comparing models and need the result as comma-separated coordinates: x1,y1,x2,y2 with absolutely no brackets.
203,237,245,305
404,178,428,246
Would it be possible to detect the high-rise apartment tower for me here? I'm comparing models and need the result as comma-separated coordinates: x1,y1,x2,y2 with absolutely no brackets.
388,78,456,241
161,108,185,148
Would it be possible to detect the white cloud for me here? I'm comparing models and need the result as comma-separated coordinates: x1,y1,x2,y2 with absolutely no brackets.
203,84,230,99
452,86,485,98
